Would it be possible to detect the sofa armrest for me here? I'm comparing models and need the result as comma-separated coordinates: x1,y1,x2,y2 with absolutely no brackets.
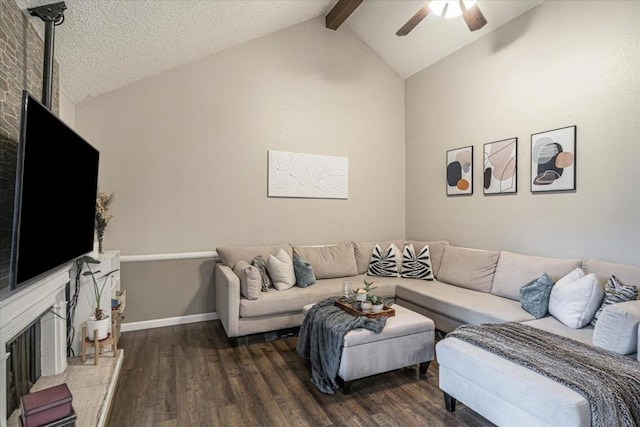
215,263,241,338
592,300,640,356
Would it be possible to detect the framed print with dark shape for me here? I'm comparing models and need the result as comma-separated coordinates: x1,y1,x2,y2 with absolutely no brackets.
531,126,576,193
446,146,473,196
483,137,517,195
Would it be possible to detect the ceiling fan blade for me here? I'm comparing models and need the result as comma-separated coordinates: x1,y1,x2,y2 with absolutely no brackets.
396,6,429,37
460,1,487,32
326,0,364,30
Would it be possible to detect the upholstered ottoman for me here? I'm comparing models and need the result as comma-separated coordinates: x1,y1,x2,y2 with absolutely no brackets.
303,303,435,393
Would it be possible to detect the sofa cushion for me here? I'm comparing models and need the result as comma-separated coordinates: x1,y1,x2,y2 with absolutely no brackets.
233,260,261,300
217,243,292,269
592,300,640,355
548,270,604,328
367,243,401,277
519,273,555,319
239,274,397,318
352,240,405,274
590,275,638,326
293,242,357,279
491,251,582,301
250,255,272,291
343,304,435,347
582,259,640,292
405,240,449,278
437,246,499,293
293,255,316,288
395,280,534,325
401,244,434,280
520,317,594,345
266,249,296,291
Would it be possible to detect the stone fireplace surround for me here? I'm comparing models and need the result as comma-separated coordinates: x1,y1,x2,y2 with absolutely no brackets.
0,265,69,427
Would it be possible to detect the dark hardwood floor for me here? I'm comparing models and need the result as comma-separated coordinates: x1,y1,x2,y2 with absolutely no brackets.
109,321,494,426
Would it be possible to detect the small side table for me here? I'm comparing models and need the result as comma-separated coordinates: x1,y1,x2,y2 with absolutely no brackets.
81,322,118,365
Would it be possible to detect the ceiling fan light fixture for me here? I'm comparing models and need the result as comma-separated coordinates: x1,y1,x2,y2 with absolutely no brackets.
428,0,477,19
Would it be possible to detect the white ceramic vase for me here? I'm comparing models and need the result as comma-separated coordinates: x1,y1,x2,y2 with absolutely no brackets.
86,315,111,340
371,303,384,313
361,301,372,313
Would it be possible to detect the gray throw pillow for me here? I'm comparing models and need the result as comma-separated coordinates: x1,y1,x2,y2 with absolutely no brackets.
590,275,638,326
293,255,316,288
519,273,555,319
251,255,272,292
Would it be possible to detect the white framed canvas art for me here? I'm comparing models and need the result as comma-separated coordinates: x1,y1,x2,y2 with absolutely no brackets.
268,151,348,199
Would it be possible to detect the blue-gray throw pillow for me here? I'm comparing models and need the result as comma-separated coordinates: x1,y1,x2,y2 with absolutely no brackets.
519,273,555,319
293,255,316,288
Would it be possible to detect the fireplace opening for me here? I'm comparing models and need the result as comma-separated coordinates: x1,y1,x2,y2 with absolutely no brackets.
5,316,42,419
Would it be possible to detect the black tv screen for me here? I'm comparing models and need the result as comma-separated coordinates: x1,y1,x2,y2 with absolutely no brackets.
10,91,99,288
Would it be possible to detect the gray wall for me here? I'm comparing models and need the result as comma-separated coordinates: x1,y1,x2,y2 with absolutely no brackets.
75,1,640,325
120,258,216,323
405,0,640,266
75,18,406,323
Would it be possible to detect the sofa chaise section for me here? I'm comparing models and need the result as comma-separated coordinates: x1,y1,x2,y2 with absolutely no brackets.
437,337,591,427
436,256,640,427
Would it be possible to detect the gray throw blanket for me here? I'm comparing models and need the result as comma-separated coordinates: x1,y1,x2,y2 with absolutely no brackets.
296,297,387,394
448,322,640,427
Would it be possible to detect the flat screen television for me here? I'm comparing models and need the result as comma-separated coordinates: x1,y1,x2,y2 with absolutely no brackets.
10,91,99,289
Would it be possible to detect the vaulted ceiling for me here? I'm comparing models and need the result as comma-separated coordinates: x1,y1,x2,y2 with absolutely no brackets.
14,0,542,104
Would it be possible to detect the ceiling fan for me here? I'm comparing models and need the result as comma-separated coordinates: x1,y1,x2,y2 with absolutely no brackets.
325,0,487,36
396,0,487,36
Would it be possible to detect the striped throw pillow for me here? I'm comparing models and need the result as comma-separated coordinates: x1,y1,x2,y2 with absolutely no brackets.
401,244,435,280
590,275,638,326
366,244,400,277
251,255,273,292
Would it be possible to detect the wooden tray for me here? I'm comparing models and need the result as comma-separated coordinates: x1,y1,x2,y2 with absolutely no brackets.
335,299,395,318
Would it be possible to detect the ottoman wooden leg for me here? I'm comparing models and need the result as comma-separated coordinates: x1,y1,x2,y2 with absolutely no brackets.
342,381,353,395
419,361,431,378
444,392,457,412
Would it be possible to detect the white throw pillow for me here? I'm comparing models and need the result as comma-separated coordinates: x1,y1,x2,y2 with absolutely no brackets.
592,300,640,355
548,269,604,328
554,267,585,287
266,248,296,291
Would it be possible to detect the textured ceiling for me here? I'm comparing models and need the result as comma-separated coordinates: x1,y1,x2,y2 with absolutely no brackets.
14,0,542,104
348,0,542,78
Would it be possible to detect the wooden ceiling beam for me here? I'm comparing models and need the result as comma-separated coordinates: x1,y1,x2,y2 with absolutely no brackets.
326,0,364,30
396,6,430,37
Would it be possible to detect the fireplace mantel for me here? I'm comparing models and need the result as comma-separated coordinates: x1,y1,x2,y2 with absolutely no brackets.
0,265,70,427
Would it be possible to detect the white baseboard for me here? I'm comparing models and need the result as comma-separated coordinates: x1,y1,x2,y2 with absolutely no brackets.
120,312,219,332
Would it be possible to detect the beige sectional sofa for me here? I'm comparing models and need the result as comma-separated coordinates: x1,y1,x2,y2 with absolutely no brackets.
215,239,640,425
215,240,638,345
